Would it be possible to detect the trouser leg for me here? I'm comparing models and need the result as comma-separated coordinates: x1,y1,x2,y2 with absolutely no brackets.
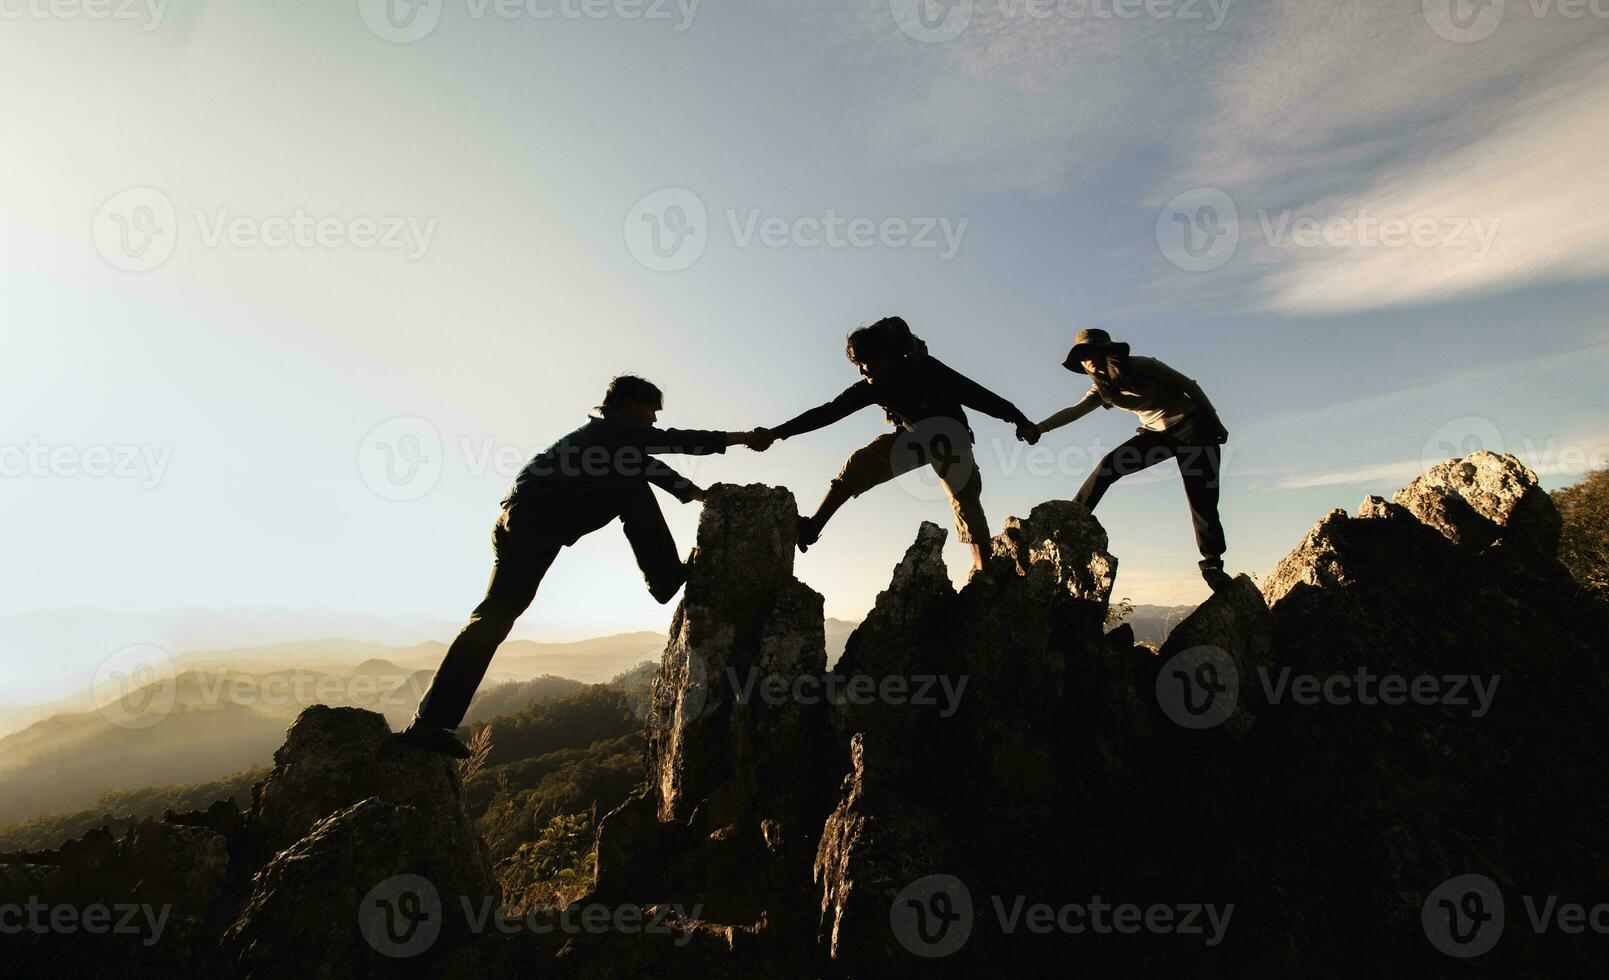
934,441,988,544
414,535,560,730
812,432,902,533
1175,442,1227,560
1075,430,1176,512
617,480,686,603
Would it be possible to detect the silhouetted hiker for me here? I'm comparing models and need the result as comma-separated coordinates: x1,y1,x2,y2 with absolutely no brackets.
756,317,1039,573
394,375,768,757
1037,329,1234,592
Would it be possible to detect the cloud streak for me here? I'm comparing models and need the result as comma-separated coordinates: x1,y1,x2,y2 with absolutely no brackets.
823,0,1609,311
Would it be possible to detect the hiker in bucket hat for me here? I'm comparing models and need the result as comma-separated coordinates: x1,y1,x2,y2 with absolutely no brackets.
1038,329,1235,592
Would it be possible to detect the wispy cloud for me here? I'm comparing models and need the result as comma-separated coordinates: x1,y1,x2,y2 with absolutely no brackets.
821,0,1609,310
1250,59,1609,313
1272,459,1431,491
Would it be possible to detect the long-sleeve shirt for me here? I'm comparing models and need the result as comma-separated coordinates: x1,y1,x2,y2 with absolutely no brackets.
503,410,727,508
771,354,1032,442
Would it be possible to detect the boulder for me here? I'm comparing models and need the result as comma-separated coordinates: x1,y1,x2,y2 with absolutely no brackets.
1392,450,1562,565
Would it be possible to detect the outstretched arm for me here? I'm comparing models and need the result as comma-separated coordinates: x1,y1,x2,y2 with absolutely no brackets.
627,426,732,456
931,361,1034,430
1038,388,1103,434
644,457,703,504
769,383,877,441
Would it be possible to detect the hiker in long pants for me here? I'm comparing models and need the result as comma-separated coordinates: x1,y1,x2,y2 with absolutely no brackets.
1037,329,1234,592
394,375,768,757
759,317,1039,574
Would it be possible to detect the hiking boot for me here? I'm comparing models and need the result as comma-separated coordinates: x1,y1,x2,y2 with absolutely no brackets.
1199,559,1234,593
391,724,472,759
796,515,821,553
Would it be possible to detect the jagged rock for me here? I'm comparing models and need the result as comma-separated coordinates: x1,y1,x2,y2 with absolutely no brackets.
1392,450,1562,565
1152,575,1273,737
812,502,1125,972
812,734,969,970
1245,461,1609,974
0,817,228,914
224,797,497,977
598,483,837,946
646,483,833,833
990,499,1117,608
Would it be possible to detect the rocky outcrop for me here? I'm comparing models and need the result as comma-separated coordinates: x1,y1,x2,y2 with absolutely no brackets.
593,484,837,954
9,453,1606,978
1392,449,1562,566
590,458,1606,976
1,705,497,979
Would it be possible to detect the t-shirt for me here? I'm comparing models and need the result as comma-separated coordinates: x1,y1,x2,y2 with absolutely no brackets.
1074,356,1212,434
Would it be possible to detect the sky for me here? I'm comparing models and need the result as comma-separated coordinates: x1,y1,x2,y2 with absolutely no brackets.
2,0,1607,708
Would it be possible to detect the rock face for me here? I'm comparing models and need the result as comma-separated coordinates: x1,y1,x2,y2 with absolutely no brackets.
1,705,497,979
8,453,1606,977
593,484,837,951
589,457,1607,976
1392,450,1563,565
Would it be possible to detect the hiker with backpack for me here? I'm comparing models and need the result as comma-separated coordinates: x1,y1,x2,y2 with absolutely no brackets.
394,375,769,757
1037,329,1234,591
754,317,1039,574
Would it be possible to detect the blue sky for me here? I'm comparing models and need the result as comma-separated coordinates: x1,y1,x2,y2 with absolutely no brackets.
2,0,1607,703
